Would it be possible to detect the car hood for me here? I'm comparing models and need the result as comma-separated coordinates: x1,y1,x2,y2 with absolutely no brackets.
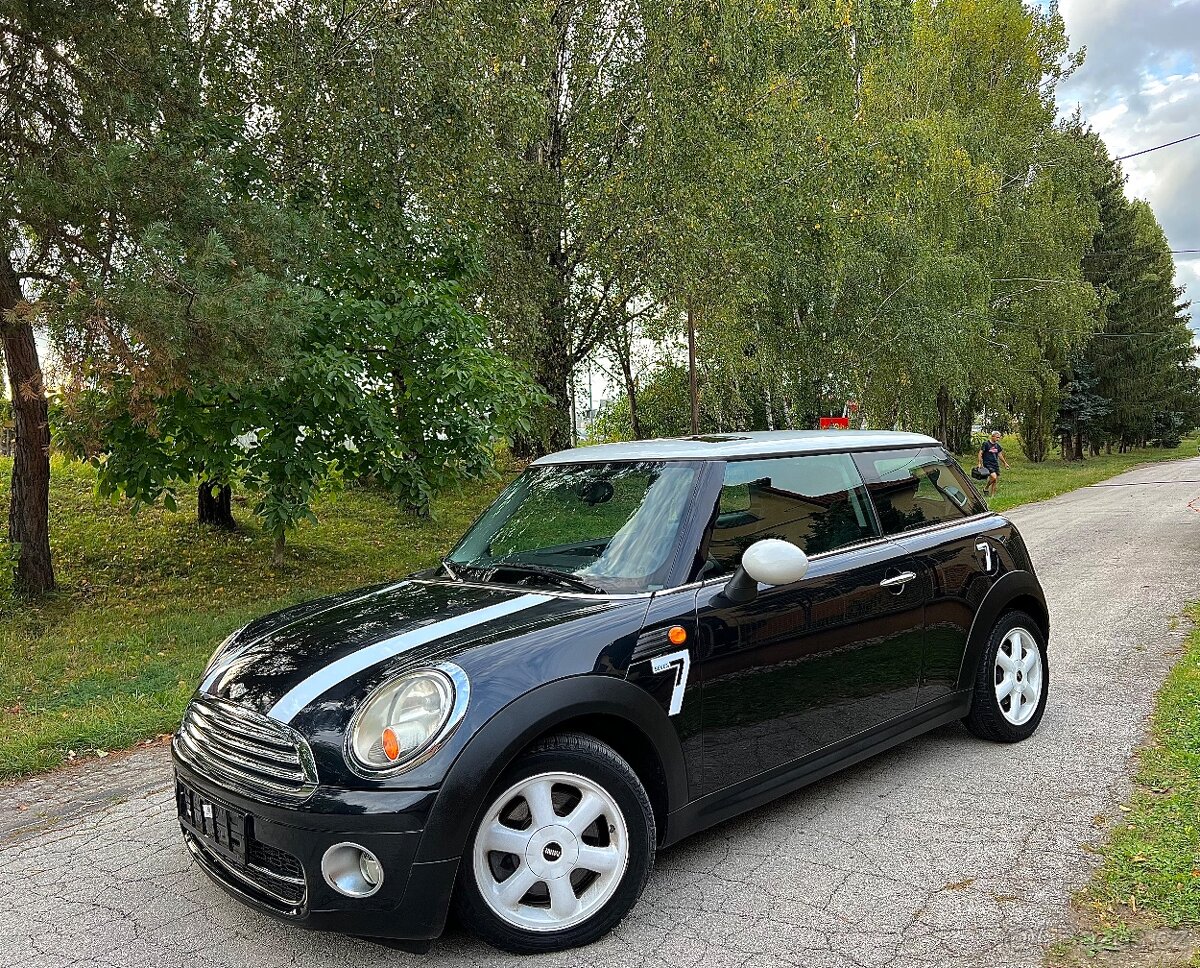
198,579,619,724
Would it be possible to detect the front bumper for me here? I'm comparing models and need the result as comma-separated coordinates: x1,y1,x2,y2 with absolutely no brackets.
172,745,459,941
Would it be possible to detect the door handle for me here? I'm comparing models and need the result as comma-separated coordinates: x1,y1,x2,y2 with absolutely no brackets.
880,571,917,589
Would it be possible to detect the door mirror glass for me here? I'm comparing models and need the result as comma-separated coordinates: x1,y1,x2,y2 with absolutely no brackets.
741,538,809,586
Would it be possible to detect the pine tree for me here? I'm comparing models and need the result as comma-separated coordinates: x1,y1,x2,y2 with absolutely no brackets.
1076,140,1196,451
1055,353,1109,460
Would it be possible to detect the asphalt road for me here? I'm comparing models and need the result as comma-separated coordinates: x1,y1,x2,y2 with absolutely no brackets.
4,457,1200,968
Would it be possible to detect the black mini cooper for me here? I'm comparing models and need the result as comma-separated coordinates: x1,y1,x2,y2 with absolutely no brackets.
174,430,1049,953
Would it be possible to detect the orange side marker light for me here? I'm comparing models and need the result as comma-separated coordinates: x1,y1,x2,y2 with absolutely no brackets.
668,625,688,646
382,727,401,761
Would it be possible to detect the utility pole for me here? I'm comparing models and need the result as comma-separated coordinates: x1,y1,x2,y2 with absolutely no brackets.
687,300,699,435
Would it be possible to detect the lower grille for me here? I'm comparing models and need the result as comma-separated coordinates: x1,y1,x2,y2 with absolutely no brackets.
187,831,307,910
248,840,305,891
244,838,306,905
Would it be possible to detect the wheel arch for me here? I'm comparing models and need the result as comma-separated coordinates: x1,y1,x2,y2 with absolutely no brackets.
955,570,1049,693
540,712,671,839
1005,592,1049,642
413,675,688,864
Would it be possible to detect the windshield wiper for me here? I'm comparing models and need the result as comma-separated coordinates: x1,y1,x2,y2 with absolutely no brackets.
439,558,462,581
485,562,607,595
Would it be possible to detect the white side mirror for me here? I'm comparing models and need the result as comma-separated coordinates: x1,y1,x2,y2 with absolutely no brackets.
742,539,809,586
723,538,809,603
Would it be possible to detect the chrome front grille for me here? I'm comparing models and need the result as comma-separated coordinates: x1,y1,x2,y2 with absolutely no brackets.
176,695,318,802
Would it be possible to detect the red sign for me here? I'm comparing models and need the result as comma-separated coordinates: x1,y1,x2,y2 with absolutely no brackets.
819,416,850,430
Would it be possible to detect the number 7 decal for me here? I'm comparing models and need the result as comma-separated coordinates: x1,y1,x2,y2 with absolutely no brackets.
651,649,692,716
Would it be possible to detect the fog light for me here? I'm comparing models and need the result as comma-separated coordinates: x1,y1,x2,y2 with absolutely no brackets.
359,851,382,886
321,843,384,898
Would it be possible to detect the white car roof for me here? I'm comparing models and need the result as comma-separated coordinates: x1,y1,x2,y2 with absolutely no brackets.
531,430,941,465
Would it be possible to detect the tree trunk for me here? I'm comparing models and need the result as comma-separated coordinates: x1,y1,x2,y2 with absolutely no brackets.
615,341,641,440
537,339,573,453
515,1,575,458
1073,430,1084,462
197,481,236,529
272,530,286,567
1,249,54,595
687,301,699,435
951,397,975,455
934,387,951,448
934,389,975,454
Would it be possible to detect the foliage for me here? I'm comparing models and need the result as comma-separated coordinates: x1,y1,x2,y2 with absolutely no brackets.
585,364,699,442
574,0,1106,446
4,0,312,391
1056,353,1110,460
4,0,1197,592
1078,140,1200,452
57,249,536,550
7,1,540,563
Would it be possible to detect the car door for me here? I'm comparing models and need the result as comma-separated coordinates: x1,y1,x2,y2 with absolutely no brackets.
691,452,927,798
851,447,995,706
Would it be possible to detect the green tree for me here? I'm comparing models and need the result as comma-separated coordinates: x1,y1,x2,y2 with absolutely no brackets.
1,0,327,591
1079,145,1200,451
1055,352,1110,461
585,363,695,442
60,244,535,563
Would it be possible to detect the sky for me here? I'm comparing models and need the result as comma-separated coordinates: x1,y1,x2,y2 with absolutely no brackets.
1052,0,1200,338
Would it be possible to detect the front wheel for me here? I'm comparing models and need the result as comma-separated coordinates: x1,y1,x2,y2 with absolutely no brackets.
454,732,656,953
964,611,1049,743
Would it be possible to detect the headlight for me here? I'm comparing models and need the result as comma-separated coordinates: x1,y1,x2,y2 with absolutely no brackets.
203,627,247,676
346,665,469,775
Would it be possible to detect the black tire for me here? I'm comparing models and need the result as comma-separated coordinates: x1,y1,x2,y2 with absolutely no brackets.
453,732,656,954
964,610,1049,743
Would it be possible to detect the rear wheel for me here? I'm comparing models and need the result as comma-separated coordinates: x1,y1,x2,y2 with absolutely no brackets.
454,732,655,953
964,610,1048,743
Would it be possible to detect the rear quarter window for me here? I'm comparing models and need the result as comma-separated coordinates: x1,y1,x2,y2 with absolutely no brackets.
853,448,986,534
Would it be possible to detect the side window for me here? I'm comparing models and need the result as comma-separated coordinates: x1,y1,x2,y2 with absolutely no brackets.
704,454,879,577
937,458,988,516
853,448,984,535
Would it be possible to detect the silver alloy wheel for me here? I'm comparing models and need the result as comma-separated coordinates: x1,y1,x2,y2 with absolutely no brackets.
995,627,1043,726
471,771,629,933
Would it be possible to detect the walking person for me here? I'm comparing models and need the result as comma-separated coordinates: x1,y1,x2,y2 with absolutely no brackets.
978,431,1010,497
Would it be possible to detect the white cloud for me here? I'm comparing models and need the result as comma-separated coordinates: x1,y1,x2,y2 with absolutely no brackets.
1056,0,1200,336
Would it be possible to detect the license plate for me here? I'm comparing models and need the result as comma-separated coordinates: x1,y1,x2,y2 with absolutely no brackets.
177,779,248,865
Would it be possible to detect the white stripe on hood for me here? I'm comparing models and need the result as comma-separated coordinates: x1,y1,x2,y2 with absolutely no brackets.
266,593,550,724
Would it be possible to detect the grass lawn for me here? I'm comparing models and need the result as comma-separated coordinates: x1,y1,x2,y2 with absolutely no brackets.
1049,605,1200,967
0,434,1196,781
955,435,1200,513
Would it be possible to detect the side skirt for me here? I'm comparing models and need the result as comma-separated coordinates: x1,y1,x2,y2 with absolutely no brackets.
661,690,971,847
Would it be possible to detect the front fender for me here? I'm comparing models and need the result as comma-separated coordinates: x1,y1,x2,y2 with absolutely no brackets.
413,674,687,864
955,569,1049,692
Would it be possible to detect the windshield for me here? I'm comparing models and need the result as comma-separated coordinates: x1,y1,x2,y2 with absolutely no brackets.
447,461,700,594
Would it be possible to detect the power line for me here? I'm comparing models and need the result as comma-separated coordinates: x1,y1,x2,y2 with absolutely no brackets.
1115,131,1200,161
